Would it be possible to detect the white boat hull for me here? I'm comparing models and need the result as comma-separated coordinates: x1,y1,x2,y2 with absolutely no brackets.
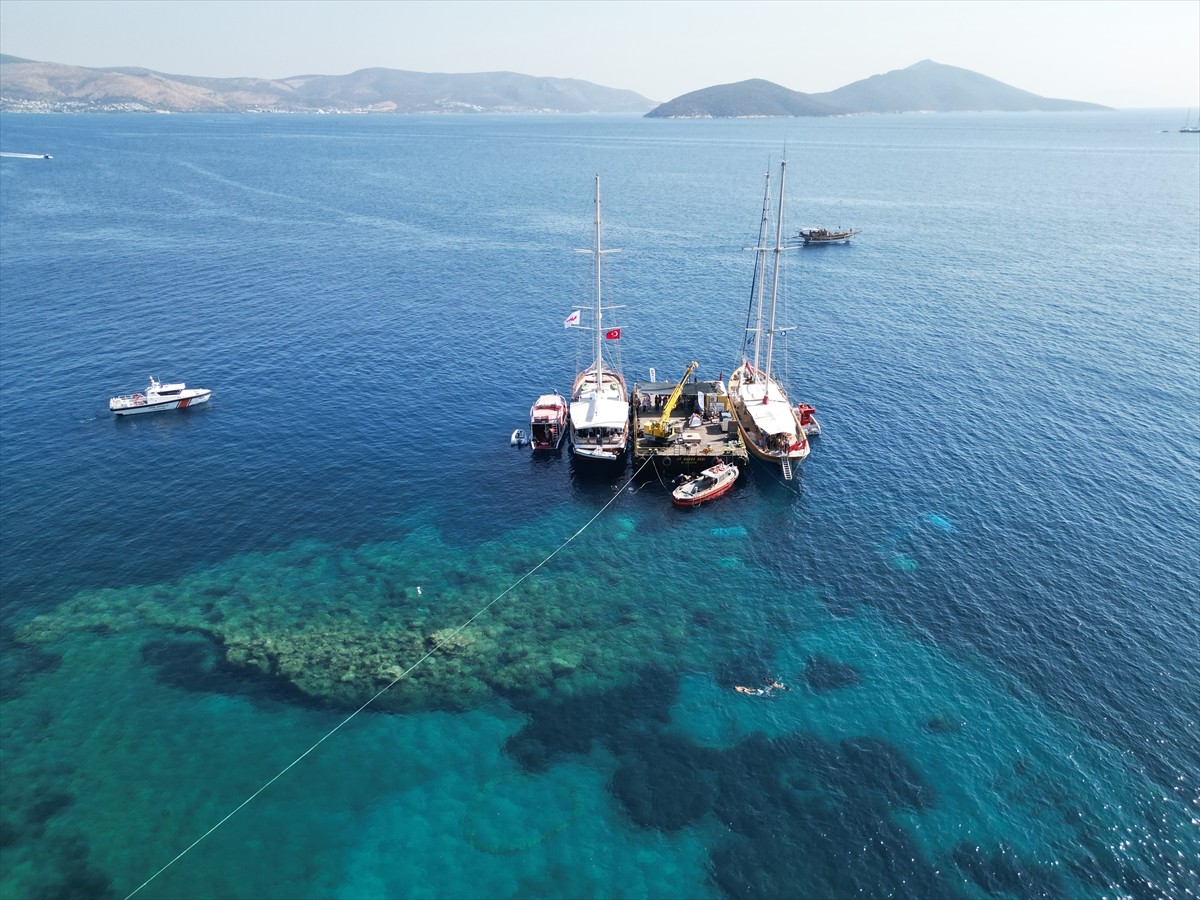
571,443,627,462
111,390,211,415
570,367,628,462
797,228,858,245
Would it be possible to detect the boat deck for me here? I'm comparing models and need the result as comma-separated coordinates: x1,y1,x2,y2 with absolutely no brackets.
631,378,748,470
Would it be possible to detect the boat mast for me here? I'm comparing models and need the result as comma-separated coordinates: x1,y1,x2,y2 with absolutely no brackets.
749,171,772,375
763,159,787,384
592,174,603,392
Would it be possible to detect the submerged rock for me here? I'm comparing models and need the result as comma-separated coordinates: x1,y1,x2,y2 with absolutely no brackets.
15,526,717,714
924,712,965,734
926,513,956,533
803,654,863,693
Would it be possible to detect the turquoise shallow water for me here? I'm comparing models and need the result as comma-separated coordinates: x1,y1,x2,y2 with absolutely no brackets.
1,111,1198,899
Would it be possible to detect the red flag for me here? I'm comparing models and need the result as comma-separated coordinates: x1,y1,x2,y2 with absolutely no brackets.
604,328,621,340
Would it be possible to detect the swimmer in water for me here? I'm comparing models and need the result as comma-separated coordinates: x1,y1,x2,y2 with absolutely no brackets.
734,678,788,696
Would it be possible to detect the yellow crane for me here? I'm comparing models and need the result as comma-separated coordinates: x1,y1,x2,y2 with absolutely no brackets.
642,361,699,440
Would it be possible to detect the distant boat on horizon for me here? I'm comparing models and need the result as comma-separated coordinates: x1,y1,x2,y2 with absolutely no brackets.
796,226,859,246
1181,109,1199,134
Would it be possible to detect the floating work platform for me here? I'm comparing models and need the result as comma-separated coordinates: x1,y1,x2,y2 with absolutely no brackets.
631,377,747,471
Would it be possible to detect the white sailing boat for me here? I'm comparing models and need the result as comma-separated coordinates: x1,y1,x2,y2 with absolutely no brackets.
727,160,811,478
568,176,629,463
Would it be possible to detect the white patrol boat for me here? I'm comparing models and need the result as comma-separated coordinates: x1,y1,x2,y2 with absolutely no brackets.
110,377,212,416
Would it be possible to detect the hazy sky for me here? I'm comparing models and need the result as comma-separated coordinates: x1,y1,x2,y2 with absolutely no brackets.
2,0,1197,108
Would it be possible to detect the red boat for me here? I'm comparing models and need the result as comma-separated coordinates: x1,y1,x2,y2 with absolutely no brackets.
795,403,821,437
672,462,740,508
529,393,568,451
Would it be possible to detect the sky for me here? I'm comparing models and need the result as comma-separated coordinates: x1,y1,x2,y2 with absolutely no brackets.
1,0,1197,109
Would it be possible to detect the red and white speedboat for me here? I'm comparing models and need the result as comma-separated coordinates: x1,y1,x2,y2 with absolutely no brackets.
672,461,739,508
796,403,822,437
529,393,568,451
110,377,211,416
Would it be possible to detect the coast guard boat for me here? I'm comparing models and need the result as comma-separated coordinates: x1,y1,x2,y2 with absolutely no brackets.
110,377,212,416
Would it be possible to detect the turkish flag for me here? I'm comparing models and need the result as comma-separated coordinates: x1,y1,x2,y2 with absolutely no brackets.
604,328,621,340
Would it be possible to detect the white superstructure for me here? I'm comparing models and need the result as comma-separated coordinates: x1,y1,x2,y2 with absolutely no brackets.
110,377,212,415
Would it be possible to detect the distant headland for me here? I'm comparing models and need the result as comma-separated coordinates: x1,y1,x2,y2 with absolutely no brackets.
0,55,1110,116
0,56,655,115
645,61,1112,118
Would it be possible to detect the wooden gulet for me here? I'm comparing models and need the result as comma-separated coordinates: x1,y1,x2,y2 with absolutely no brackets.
567,175,629,463
728,159,811,479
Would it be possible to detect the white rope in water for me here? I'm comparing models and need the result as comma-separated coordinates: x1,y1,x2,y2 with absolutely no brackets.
124,457,653,900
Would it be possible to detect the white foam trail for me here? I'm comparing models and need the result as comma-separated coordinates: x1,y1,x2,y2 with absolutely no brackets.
0,152,52,159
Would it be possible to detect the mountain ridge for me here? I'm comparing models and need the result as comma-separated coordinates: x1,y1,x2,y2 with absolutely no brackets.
0,58,656,114
0,56,1113,116
646,60,1111,118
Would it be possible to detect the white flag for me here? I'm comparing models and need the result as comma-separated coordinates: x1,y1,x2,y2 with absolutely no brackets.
563,309,582,328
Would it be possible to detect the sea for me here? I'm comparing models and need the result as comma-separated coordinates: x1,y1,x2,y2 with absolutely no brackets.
1,110,1197,900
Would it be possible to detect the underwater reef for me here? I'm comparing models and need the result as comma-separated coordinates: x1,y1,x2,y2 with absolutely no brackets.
802,653,864,693
15,520,741,714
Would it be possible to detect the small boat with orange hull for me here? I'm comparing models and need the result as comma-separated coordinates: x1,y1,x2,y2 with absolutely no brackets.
672,461,740,508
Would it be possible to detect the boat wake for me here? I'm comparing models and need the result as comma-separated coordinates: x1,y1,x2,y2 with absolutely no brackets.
0,152,52,159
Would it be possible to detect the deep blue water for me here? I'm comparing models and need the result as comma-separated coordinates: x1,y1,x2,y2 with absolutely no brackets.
1,111,1198,899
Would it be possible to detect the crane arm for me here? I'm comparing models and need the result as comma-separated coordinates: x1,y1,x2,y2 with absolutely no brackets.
643,361,699,438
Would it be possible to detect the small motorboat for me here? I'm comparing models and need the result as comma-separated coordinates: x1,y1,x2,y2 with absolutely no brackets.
672,461,740,508
510,428,529,447
796,226,858,245
110,376,211,416
796,403,821,437
529,393,568,451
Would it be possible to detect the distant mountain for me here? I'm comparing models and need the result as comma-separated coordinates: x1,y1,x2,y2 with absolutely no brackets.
0,58,656,114
646,60,1111,118
812,60,1110,113
644,78,844,119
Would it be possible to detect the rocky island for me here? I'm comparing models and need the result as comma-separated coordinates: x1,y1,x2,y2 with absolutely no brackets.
645,60,1111,118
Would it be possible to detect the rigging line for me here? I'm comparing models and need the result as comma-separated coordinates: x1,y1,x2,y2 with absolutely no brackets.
628,455,668,493
124,454,654,900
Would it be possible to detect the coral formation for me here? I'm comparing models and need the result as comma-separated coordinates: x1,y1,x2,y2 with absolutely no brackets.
16,520,717,713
